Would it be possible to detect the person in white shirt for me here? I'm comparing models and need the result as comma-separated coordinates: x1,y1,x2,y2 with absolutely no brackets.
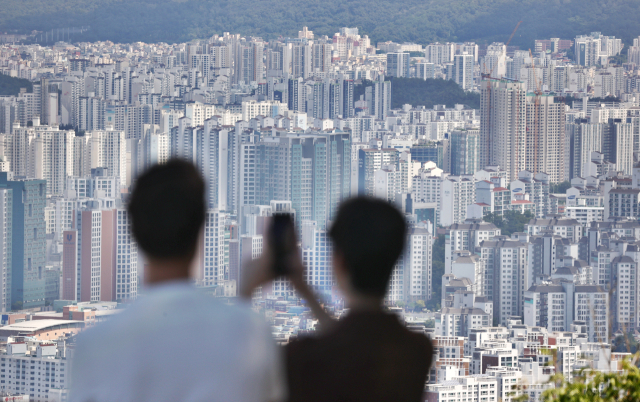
70,159,286,402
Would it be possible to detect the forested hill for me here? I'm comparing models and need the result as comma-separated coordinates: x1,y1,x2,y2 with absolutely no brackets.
2,0,640,48
354,78,480,110
0,74,33,96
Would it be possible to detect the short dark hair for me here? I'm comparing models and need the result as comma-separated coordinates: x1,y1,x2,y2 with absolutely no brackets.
329,197,407,298
128,159,205,260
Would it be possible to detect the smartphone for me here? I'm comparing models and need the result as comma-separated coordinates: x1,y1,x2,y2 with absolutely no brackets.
269,213,296,276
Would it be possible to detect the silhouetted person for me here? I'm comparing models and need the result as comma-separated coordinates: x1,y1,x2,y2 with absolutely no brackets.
242,196,434,402
71,160,285,402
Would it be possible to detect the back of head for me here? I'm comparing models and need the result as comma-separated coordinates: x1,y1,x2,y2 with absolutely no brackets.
329,197,407,298
128,159,205,260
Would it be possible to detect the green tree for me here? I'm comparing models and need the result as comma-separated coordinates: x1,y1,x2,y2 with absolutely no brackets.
550,181,571,194
483,210,533,237
354,78,480,110
0,74,32,96
4,0,640,51
542,353,640,402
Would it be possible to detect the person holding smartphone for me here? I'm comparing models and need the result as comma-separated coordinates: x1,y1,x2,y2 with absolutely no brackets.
241,196,434,402
72,160,286,402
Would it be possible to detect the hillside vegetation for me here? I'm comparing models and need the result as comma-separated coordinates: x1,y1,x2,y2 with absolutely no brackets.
354,78,480,110
390,78,480,109
0,74,33,96
1,0,640,48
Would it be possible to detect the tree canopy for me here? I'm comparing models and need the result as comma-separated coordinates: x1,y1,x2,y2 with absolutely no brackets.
542,353,640,402
354,78,480,110
550,181,571,194
483,210,533,237
2,0,640,48
0,74,32,96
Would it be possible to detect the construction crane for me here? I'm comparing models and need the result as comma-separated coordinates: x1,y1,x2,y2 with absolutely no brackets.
481,20,522,79
528,49,543,174
483,20,522,173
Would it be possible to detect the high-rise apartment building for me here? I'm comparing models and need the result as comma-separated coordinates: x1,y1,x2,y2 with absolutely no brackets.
196,210,227,287
450,129,479,176
406,222,434,302
300,220,334,297
416,63,436,80
238,41,265,84
292,43,312,79
525,282,609,342
358,148,399,197
603,118,634,175
312,43,332,73
0,188,11,312
524,94,566,183
11,121,75,196
480,239,528,326
480,79,526,182
425,42,455,65
64,205,137,303
365,77,391,120
567,119,603,180
287,77,306,112
0,173,46,309
386,52,410,78
185,101,217,127
241,100,288,121
453,53,474,90
440,176,476,227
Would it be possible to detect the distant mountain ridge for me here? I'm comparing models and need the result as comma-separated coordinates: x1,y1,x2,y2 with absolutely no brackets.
2,0,640,48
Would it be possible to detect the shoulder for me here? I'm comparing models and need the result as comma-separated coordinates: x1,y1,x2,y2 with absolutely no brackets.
403,328,434,351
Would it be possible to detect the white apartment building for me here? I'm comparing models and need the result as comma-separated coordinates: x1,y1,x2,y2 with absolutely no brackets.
405,222,433,302
299,221,334,298
142,131,169,171
197,210,227,288
115,209,137,302
454,53,474,90
445,220,501,274
424,42,455,65
425,375,498,402
1,340,70,402
373,165,399,203
441,175,476,227
241,100,288,121
479,240,528,326
524,282,609,342
80,130,127,187
510,171,551,218
185,101,216,127
480,79,526,182
564,205,603,227
67,173,118,200
0,188,10,312
611,256,637,330
11,122,75,197
524,95,565,183
525,217,583,243
412,166,444,207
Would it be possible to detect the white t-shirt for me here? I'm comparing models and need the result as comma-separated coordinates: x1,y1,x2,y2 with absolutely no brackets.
70,281,286,402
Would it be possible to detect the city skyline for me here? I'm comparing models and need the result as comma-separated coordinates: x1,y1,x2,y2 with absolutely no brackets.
0,21,639,402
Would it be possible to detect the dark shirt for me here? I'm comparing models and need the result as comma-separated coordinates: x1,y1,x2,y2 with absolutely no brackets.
285,311,434,402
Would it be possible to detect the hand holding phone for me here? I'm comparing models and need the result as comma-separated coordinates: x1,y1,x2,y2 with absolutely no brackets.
269,214,296,276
